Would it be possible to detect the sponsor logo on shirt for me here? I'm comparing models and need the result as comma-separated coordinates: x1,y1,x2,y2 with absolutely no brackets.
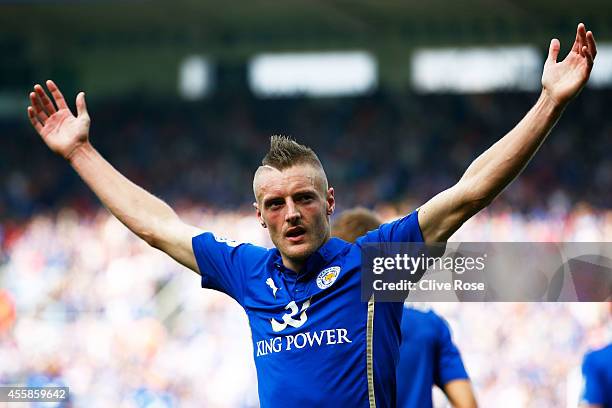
256,328,352,357
316,266,340,289
271,299,310,332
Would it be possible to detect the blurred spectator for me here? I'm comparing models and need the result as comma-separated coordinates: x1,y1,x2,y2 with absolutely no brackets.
0,206,610,407
0,289,16,334
2,88,611,407
2,90,612,220
580,303,612,408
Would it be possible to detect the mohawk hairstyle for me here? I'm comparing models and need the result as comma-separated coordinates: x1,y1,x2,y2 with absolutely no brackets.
262,135,323,170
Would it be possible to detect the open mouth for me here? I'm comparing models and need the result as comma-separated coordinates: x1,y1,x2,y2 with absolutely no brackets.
285,226,306,242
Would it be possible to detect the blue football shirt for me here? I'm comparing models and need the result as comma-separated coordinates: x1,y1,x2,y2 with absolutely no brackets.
396,307,469,408
192,211,423,408
582,343,612,408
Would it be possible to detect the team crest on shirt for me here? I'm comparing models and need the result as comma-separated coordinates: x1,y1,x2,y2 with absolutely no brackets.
316,266,341,289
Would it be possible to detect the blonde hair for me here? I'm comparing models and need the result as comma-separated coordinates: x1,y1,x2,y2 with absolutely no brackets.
262,135,323,170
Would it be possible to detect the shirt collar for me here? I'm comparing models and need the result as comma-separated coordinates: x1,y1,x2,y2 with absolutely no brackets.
271,237,349,279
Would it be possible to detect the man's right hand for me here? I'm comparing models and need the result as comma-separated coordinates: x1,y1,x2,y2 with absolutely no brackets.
27,80,91,161
27,79,202,274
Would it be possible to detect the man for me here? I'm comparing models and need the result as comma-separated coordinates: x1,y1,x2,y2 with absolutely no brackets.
26,25,596,407
333,208,477,408
580,304,612,408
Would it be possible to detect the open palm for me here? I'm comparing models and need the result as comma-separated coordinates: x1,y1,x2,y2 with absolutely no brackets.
542,23,597,106
27,80,90,160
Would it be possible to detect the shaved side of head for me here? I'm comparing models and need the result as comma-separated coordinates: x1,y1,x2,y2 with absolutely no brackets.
253,165,281,202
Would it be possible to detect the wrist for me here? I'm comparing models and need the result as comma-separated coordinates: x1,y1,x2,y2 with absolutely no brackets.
538,88,567,117
66,142,94,164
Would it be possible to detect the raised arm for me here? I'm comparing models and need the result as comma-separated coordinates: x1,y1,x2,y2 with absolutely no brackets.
27,80,202,273
418,23,597,242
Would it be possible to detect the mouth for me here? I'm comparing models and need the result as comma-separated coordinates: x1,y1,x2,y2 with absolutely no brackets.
285,226,307,243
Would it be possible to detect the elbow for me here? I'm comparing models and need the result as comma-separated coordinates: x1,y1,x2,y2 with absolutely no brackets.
466,195,493,216
138,215,181,250
459,181,496,216
139,229,161,248
137,220,167,249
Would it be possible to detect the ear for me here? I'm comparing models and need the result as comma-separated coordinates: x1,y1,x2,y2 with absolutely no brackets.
254,201,267,228
326,187,335,216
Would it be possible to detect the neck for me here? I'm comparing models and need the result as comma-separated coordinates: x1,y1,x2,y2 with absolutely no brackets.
281,235,331,273
282,257,304,273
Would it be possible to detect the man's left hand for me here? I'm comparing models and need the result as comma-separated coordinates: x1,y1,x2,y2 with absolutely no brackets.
541,23,597,107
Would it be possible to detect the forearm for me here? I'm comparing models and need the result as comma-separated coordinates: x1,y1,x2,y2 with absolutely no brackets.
68,142,179,246
460,90,565,204
418,25,595,243
443,379,478,408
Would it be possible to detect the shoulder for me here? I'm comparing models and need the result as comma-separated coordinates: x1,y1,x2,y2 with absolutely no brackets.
404,304,441,320
356,210,424,244
584,343,612,368
402,305,445,329
192,231,272,272
194,231,269,252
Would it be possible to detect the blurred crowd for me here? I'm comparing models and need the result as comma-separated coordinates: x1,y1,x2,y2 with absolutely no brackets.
0,208,262,407
2,89,612,221
1,89,611,406
0,205,610,407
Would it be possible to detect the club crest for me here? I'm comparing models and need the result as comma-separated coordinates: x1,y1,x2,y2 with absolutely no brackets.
316,266,341,289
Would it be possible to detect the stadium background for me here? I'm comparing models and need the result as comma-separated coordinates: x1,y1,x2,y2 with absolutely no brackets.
1,1,611,406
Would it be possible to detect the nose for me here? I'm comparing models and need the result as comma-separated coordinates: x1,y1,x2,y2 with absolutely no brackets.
285,199,301,224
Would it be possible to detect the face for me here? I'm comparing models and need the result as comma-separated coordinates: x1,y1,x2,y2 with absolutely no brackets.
254,164,335,271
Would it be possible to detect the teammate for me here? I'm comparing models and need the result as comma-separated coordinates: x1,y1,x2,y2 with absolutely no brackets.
333,208,477,408
397,307,476,408
582,343,612,408
26,25,596,407
580,304,612,408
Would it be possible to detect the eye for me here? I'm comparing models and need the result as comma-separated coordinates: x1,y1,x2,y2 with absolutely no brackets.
298,194,314,203
267,200,284,210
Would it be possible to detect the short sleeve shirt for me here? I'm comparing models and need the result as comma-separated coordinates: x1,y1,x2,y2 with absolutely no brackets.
192,211,424,408
581,344,612,408
396,307,469,408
